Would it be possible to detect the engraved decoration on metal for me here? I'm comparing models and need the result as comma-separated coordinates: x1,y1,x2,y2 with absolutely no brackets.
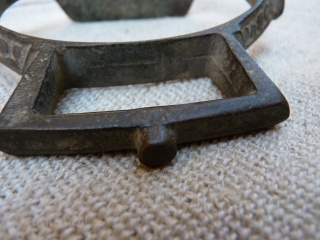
0,0,290,167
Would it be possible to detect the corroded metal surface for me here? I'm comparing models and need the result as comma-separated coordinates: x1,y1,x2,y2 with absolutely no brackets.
0,0,289,167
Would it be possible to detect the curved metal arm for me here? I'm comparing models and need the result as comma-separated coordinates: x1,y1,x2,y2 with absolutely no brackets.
239,0,285,48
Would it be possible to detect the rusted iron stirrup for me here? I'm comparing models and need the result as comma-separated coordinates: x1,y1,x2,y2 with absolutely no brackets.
0,0,289,167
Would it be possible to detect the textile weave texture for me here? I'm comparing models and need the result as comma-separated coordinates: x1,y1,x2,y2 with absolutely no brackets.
0,0,319,239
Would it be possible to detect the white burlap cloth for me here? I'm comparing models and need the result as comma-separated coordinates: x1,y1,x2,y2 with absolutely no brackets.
0,0,319,239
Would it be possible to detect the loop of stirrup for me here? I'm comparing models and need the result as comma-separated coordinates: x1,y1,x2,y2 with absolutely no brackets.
0,0,284,75
0,0,289,167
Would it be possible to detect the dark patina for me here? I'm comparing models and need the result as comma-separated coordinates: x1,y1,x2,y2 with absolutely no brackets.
57,0,194,21
0,0,289,167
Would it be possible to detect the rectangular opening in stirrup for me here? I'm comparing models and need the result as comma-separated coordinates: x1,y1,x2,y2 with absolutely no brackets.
0,65,21,114
54,77,224,114
32,34,257,115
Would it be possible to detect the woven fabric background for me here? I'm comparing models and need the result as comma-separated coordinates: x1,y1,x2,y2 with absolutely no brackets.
0,0,319,239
